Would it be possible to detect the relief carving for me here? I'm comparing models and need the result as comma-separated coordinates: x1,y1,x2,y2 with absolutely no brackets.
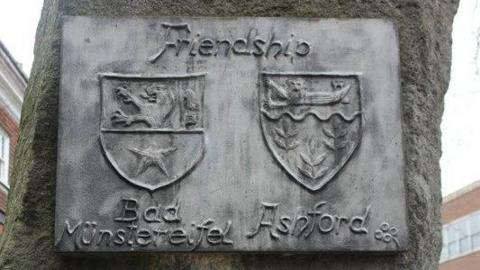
298,138,328,180
147,23,311,63
128,145,177,177
246,202,371,240
260,72,362,191
273,118,300,150
99,73,206,191
57,199,233,250
374,222,400,248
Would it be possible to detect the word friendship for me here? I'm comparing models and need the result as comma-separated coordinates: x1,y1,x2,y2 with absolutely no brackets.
148,23,311,63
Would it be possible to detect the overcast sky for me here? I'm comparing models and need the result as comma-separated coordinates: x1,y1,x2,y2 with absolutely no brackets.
441,0,480,196
0,1,479,196
0,0,42,74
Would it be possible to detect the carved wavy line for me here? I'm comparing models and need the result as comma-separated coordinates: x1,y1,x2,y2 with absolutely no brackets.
261,109,362,122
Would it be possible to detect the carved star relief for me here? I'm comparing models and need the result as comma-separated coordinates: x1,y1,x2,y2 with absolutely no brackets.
128,145,177,177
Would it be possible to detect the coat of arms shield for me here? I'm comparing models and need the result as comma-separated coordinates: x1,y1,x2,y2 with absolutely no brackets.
99,73,206,191
260,72,362,191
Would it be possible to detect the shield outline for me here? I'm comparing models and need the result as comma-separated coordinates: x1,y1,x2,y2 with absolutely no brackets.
259,71,363,191
98,72,206,191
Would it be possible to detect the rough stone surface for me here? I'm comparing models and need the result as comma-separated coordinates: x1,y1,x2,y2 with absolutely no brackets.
0,0,458,269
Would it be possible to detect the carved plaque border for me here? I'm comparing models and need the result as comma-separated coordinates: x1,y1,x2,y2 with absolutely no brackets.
56,17,407,253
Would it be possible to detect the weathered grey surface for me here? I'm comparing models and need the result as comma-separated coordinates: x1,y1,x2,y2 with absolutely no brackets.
0,0,458,269
56,17,405,253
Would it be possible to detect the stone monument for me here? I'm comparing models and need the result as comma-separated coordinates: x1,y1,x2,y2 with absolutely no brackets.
0,0,459,269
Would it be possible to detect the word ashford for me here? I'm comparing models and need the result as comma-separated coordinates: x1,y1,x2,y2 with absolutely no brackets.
148,22,311,63
247,201,371,239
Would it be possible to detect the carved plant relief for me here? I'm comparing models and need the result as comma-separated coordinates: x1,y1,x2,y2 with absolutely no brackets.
260,72,362,191
374,222,400,248
99,73,206,191
273,118,300,150
298,138,328,180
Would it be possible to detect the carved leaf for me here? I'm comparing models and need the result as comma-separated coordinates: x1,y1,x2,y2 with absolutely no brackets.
286,140,300,150
300,153,314,167
323,126,348,139
313,153,326,166
301,151,325,169
273,118,300,151
274,136,287,149
274,127,286,138
324,139,348,151
275,118,299,139
286,128,299,138
298,165,314,179
324,139,334,150
313,166,329,179
336,140,348,150
322,126,335,138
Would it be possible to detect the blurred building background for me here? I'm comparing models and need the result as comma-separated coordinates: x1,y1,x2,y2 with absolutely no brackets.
440,180,480,269
0,41,26,234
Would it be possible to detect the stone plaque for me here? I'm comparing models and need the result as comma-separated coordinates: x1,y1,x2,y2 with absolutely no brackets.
56,17,406,253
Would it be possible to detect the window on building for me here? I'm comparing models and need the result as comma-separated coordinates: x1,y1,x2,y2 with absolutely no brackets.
441,211,480,262
472,214,480,250
0,128,10,189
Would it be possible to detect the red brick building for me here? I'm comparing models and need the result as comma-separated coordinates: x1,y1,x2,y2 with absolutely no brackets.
440,180,480,269
0,41,27,234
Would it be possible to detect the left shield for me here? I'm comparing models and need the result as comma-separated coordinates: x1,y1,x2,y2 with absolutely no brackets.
99,73,206,191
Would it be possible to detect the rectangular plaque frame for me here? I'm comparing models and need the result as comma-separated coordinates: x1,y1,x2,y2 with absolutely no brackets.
56,16,407,253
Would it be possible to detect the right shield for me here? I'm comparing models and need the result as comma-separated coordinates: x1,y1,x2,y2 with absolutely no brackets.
259,72,362,191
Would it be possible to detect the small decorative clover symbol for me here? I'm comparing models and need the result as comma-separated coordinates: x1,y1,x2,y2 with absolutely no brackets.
374,222,400,248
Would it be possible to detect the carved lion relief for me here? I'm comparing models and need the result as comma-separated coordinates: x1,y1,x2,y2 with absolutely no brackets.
99,73,206,191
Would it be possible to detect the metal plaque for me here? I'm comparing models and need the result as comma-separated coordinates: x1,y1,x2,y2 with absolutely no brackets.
56,16,406,253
